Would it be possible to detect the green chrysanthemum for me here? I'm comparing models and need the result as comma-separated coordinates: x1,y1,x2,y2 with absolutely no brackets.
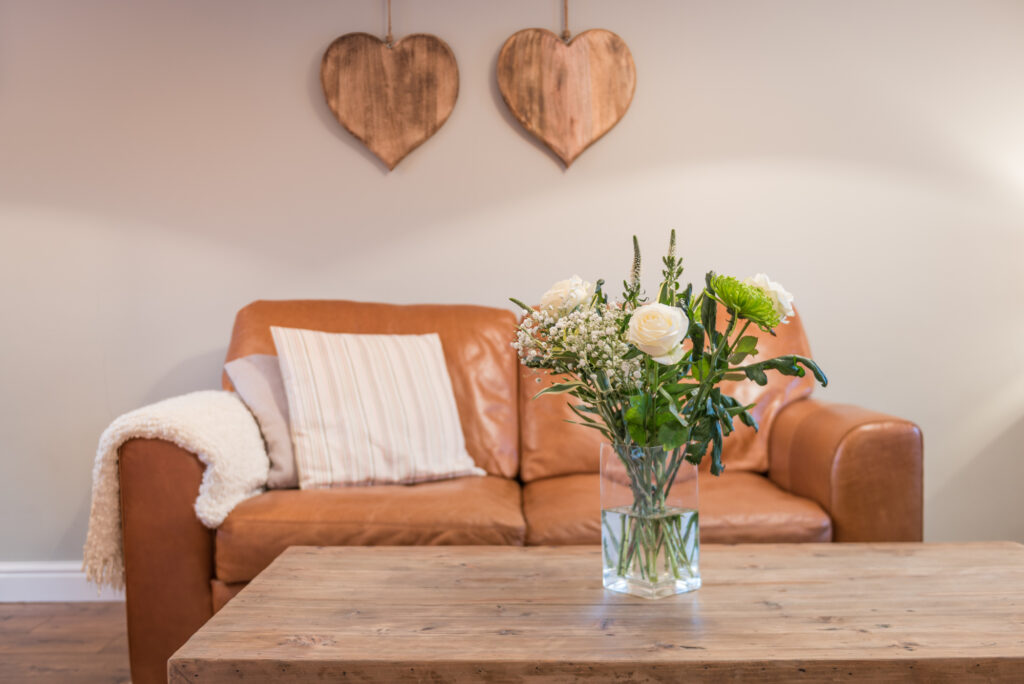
710,274,781,329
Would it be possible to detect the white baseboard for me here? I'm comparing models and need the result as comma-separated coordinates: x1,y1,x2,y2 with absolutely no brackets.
0,561,125,602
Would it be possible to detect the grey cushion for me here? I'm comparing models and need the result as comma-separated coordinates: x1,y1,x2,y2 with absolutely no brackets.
225,354,296,489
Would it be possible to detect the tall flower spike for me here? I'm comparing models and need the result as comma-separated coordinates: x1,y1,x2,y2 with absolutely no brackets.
667,229,676,260
630,235,642,287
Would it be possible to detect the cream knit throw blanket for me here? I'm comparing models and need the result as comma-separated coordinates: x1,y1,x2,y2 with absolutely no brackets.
83,390,269,591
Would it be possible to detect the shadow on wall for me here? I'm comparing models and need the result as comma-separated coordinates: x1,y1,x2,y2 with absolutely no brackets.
928,415,1024,542
50,347,226,560
140,347,229,407
59,487,96,561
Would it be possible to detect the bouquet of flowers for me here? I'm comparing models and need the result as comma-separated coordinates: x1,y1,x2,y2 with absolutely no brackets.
511,232,827,596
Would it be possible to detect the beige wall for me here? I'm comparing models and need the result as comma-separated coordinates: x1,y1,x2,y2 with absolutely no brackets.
2,0,1023,560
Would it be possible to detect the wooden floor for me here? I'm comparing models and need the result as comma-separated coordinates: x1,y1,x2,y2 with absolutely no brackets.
0,602,130,683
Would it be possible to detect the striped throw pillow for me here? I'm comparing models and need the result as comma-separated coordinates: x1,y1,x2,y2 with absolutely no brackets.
270,327,485,489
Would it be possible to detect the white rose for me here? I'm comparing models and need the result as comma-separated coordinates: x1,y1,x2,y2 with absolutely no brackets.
540,275,594,313
627,303,686,365
744,273,795,324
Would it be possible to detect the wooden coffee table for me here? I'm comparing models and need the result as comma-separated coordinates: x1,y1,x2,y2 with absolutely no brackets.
169,543,1024,682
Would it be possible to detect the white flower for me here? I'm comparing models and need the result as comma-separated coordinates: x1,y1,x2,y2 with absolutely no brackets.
744,273,795,324
539,275,594,313
627,303,686,365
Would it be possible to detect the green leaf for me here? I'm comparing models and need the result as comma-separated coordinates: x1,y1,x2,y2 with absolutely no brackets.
658,363,678,382
625,394,651,427
662,382,701,396
728,335,760,365
654,411,676,428
563,419,613,442
623,347,644,360
793,355,829,387
658,422,690,450
701,290,717,339
534,382,587,398
687,321,705,361
693,357,710,381
714,402,734,436
661,392,690,429
725,403,755,416
627,423,647,446
744,366,768,385
722,371,747,381
567,403,605,428
709,422,725,475
735,335,759,354
765,357,806,377
685,439,708,466
509,297,534,313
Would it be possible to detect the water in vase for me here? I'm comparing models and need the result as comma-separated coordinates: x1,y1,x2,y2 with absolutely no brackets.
601,505,701,599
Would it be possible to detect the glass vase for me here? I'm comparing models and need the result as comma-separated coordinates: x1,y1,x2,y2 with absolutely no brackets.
600,443,700,599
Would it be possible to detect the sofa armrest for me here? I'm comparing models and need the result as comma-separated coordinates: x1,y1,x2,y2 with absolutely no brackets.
119,438,215,684
768,399,923,542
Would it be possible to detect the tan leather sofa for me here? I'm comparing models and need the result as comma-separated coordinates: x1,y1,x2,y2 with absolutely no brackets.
118,300,923,683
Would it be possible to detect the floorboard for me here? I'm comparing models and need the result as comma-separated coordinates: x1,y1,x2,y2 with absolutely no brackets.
0,602,130,683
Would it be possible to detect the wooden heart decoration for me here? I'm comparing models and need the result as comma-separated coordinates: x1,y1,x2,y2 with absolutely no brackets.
321,33,459,170
497,29,636,167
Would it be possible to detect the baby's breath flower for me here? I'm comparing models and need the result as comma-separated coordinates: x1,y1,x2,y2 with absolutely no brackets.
512,301,641,393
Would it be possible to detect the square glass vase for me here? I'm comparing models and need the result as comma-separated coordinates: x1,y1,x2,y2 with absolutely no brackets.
600,443,700,599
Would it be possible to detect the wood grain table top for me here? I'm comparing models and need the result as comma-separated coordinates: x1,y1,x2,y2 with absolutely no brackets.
169,543,1024,682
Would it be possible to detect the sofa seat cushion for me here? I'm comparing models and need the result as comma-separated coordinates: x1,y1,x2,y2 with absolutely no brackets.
210,579,247,614
523,472,832,546
215,476,525,583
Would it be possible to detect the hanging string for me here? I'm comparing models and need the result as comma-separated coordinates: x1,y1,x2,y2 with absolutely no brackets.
561,0,571,42
385,0,394,46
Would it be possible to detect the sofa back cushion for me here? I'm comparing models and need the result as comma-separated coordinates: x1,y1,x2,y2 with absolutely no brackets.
270,328,486,488
224,300,519,479
519,305,816,481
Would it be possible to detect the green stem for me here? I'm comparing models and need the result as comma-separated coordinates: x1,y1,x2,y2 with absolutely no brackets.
728,320,753,357
606,445,700,585
661,518,684,578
